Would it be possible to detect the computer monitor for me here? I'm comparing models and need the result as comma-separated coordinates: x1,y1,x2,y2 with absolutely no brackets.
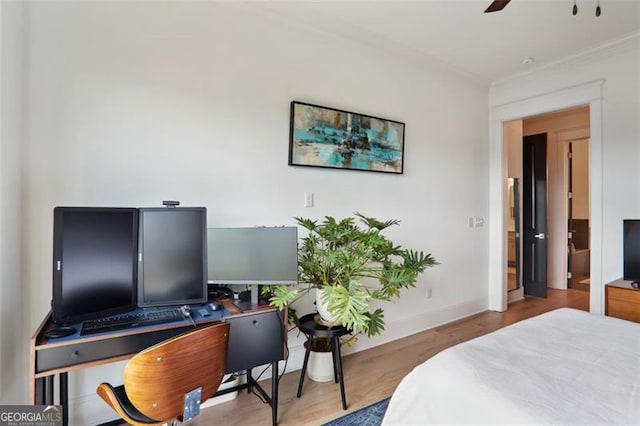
52,207,138,324
623,219,640,284
138,207,207,307
207,226,298,285
207,226,298,298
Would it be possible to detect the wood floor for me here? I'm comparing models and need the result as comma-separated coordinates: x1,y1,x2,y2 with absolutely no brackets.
193,289,590,426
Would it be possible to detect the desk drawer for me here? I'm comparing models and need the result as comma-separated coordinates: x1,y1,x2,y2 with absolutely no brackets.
36,326,192,373
226,311,285,373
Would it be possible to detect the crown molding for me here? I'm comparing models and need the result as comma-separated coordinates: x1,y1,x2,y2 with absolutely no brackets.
492,30,640,87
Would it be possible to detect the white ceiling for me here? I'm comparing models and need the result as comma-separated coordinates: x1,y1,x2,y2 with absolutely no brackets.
253,0,640,84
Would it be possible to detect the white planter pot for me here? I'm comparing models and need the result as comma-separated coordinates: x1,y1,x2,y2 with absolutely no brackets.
307,349,334,382
315,288,337,324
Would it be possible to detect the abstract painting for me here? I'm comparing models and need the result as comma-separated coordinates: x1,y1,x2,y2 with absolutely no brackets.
289,101,405,174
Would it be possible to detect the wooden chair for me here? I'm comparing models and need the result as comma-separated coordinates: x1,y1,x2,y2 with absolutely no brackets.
97,322,230,425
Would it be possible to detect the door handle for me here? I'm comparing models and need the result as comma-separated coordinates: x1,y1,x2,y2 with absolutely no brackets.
534,233,546,240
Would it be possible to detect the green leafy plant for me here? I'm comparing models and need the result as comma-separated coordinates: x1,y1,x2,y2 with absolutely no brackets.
268,213,437,339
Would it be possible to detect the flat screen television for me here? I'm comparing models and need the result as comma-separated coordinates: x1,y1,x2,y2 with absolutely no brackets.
52,207,138,324
623,219,640,284
137,207,207,307
207,226,298,285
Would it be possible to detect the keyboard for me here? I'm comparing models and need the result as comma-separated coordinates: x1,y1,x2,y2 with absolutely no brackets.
80,308,184,335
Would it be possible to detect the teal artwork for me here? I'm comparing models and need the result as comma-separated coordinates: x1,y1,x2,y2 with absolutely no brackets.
289,101,405,174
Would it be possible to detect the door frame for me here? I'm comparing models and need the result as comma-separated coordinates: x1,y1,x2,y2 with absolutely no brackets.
488,79,604,314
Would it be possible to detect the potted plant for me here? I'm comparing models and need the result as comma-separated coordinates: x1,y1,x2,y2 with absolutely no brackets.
268,213,437,339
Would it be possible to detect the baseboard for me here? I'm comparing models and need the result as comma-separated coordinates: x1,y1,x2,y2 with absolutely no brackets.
508,287,524,303
200,374,240,409
279,296,488,374
71,393,120,426
346,297,489,353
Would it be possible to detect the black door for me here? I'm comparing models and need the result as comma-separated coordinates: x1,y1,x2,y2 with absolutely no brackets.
522,133,548,298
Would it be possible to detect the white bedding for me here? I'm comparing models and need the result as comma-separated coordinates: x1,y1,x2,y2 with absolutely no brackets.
383,308,640,424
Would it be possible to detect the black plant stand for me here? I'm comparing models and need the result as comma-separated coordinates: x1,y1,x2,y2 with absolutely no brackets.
296,313,350,410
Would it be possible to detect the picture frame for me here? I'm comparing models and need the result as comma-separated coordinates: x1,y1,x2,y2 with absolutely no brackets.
289,101,405,174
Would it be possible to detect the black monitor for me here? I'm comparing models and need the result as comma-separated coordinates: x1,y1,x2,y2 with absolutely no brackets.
52,207,138,324
623,219,640,284
207,226,298,285
137,207,207,307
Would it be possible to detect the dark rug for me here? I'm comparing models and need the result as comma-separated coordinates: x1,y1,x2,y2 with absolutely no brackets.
322,398,390,426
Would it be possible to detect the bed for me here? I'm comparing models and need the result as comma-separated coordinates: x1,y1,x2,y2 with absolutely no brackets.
383,308,640,424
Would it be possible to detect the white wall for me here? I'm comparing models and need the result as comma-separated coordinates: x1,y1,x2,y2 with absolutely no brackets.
0,0,25,405
16,2,489,423
490,35,640,311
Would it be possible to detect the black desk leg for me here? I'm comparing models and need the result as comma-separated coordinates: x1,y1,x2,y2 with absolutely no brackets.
333,336,347,410
34,377,45,405
60,372,69,426
43,376,54,405
247,368,253,394
271,361,278,426
296,336,312,397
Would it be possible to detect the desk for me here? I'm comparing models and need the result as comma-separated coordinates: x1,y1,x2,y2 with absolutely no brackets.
30,301,286,425
296,313,350,410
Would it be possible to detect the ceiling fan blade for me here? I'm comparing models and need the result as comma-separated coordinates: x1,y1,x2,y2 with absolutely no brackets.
484,0,511,13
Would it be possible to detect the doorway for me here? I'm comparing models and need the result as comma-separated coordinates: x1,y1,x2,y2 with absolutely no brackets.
566,138,591,291
507,178,520,292
489,80,603,314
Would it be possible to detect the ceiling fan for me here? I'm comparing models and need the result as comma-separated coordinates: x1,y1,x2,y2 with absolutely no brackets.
484,0,510,13
484,0,602,15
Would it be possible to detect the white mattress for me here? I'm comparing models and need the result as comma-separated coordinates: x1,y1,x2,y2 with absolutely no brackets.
383,308,640,424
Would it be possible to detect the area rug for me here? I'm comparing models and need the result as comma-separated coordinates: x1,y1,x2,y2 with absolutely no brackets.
322,398,390,426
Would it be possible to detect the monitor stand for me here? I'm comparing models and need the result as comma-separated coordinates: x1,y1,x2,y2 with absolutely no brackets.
234,285,259,312
234,300,253,312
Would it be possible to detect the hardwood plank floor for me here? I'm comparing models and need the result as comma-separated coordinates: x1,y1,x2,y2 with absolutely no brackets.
193,288,590,426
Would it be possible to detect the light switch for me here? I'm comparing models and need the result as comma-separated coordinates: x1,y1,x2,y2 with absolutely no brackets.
304,192,314,208
474,217,485,227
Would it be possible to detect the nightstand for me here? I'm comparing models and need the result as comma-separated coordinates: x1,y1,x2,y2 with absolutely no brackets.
605,280,640,323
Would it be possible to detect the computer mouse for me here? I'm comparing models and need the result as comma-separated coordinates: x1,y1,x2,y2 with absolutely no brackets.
209,301,222,311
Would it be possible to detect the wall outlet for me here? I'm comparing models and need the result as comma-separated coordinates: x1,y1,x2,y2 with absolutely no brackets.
474,217,484,227
426,287,433,298
468,217,475,228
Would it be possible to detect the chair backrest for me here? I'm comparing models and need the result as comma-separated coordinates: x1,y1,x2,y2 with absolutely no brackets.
123,322,230,421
